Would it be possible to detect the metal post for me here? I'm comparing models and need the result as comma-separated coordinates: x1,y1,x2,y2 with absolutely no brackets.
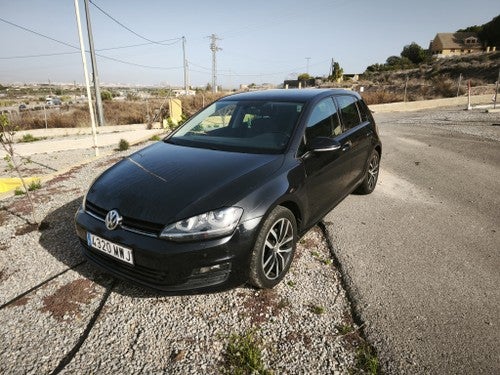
494,69,499,109
43,104,47,130
457,73,462,97
467,80,472,110
182,36,188,94
74,0,99,156
84,0,105,126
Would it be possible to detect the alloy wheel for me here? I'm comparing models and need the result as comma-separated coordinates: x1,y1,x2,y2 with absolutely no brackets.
261,218,294,280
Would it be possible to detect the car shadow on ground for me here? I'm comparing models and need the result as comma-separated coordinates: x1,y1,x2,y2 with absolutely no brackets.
38,197,245,298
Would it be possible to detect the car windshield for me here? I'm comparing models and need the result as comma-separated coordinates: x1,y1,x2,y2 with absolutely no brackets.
168,100,304,154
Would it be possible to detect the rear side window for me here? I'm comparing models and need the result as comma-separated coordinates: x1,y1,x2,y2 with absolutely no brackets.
336,95,361,130
357,99,374,123
305,97,342,139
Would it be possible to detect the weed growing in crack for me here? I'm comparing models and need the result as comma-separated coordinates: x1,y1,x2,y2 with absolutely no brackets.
14,187,25,196
27,179,41,191
354,341,379,375
336,324,355,335
223,331,271,375
309,305,325,315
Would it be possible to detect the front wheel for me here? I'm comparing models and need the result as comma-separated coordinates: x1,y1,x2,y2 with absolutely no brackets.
248,206,297,289
356,150,380,194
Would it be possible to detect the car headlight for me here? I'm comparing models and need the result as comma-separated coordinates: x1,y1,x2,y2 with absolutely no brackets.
160,207,243,242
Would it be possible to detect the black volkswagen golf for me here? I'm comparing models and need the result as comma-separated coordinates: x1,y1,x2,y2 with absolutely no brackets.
75,89,381,292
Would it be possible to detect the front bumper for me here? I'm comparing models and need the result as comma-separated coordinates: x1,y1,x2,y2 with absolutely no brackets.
74,206,259,292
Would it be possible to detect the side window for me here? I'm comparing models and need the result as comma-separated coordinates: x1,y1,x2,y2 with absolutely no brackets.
336,95,361,130
305,97,341,140
357,99,374,123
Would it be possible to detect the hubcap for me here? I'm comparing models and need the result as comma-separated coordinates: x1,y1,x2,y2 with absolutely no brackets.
367,154,379,190
261,218,294,280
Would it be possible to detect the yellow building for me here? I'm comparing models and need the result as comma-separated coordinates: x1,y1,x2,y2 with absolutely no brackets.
429,32,495,58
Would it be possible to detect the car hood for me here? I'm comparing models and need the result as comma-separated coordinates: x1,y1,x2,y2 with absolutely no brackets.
86,141,284,225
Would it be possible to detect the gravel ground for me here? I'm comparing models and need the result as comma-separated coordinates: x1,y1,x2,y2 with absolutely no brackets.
378,106,500,141
0,141,369,374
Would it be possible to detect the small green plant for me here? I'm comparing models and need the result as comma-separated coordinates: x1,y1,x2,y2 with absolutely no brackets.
309,305,325,315
322,259,332,266
355,342,379,375
149,134,161,141
337,324,355,335
310,251,320,258
117,139,130,151
287,280,296,287
27,179,41,191
19,133,44,143
3,154,14,170
223,331,271,375
14,187,25,196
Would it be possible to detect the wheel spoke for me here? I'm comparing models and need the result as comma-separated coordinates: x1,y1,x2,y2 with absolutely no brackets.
263,251,273,269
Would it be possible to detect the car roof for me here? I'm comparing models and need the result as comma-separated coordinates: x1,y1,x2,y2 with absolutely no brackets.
224,88,359,102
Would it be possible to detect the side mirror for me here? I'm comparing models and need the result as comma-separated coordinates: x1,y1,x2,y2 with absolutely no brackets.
308,137,341,152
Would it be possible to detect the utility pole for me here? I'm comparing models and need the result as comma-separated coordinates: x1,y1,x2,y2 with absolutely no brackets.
209,34,221,93
494,68,499,109
182,36,188,94
84,0,105,126
74,0,99,156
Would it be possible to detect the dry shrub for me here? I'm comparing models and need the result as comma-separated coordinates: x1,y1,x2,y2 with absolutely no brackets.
103,101,146,125
361,91,402,105
180,92,226,117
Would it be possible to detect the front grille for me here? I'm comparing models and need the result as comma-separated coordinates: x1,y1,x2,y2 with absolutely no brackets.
84,241,184,284
85,200,164,236
81,240,229,290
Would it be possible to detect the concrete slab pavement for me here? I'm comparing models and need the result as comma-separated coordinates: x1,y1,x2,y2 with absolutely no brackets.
1,124,167,158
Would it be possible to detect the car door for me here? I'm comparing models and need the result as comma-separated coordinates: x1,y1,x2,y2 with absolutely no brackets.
300,97,353,222
334,95,374,187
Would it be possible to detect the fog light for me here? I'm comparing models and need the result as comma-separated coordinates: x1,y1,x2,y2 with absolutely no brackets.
193,262,231,275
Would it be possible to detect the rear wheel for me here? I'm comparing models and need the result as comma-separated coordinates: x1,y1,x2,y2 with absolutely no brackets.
249,206,297,289
356,150,380,194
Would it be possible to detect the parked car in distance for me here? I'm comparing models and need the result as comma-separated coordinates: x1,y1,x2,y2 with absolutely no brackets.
18,104,27,111
75,89,381,292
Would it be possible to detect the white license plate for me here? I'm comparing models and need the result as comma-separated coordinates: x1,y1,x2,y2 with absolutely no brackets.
87,232,134,265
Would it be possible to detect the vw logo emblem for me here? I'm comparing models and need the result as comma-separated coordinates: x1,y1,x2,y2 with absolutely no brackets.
105,210,122,231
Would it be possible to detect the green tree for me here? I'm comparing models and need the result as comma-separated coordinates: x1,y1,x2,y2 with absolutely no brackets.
479,14,500,47
101,90,113,101
401,42,427,64
329,62,344,82
298,73,312,81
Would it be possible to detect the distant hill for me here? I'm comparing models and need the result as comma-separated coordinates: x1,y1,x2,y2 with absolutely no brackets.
348,51,500,104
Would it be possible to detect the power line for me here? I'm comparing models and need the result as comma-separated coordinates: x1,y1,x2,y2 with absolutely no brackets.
89,0,181,45
0,16,76,49
0,40,181,60
0,16,182,71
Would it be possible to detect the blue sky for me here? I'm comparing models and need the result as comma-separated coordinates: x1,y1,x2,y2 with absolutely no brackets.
0,0,498,88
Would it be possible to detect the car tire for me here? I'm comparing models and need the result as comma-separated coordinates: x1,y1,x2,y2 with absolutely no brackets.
356,150,380,194
248,206,297,289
